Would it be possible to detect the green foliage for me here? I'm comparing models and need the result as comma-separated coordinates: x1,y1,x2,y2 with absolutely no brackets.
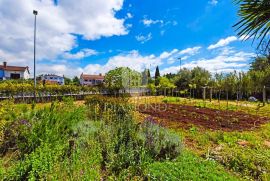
251,56,270,71
209,144,270,180
72,76,80,86
234,0,270,50
147,150,239,181
139,119,182,161
162,97,180,103
158,77,176,90
0,82,97,96
105,67,142,92
147,83,157,95
0,99,90,180
85,95,183,179
154,66,160,86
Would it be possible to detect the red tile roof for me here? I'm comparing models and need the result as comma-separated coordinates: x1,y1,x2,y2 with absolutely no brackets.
0,65,29,72
81,74,104,80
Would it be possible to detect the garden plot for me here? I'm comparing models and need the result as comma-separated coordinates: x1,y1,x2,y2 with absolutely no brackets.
138,104,269,131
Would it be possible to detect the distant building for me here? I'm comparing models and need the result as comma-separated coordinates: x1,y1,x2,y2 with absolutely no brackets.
0,62,30,80
41,74,65,85
80,73,104,86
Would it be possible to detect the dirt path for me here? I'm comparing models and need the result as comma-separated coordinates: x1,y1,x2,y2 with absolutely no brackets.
138,104,269,131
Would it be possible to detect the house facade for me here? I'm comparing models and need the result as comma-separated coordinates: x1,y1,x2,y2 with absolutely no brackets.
40,74,65,85
0,62,30,80
80,73,105,86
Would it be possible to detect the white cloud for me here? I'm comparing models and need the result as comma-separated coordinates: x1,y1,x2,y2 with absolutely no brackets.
208,0,218,6
37,63,83,77
142,17,178,28
142,18,164,27
83,50,162,75
126,13,133,19
179,46,202,55
162,48,255,75
159,47,201,64
208,36,238,50
135,33,152,44
35,45,255,77
159,49,178,59
62,49,98,59
0,0,128,70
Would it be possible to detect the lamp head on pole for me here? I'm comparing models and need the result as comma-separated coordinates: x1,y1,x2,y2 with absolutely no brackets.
33,10,38,15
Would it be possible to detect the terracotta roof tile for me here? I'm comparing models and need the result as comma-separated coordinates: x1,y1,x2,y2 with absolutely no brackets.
0,65,29,72
81,74,104,80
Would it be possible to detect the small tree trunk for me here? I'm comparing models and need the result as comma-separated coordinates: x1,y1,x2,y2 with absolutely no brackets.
226,90,229,110
210,88,213,102
263,86,266,106
218,90,221,110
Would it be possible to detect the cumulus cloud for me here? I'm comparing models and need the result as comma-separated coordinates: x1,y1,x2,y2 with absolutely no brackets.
82,50,162,75
0,0,128,70
62,49,98,59
208,36,238,50
135,33,152,44
162,47,255,75
179,46,202,55
160,46,201,64
36,44,255,78
159,49,178,59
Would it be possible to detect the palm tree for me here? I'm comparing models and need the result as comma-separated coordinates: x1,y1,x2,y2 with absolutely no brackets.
234,0,270,50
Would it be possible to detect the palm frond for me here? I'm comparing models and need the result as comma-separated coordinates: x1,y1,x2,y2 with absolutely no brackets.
233,0,270,50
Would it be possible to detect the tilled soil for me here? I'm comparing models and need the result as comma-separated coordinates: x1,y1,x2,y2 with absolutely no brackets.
138,104,269,131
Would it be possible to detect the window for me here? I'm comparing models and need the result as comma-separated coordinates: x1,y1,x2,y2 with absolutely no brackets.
10,73,20,79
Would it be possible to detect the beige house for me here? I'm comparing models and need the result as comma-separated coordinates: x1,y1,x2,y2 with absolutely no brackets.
80,73,104,86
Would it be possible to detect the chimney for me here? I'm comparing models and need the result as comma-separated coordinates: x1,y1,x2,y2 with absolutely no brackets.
99,73,102,76
3,62,7,68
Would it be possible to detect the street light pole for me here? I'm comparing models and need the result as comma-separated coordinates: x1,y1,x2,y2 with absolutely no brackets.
33,10,38,89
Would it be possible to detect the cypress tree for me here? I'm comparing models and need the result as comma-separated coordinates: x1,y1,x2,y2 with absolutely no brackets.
155,66,160,86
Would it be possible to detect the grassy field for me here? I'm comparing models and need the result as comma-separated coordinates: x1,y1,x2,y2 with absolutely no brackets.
134,96,270,180
0,96,269,180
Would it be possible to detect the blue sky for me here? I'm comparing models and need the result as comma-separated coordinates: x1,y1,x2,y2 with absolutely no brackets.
0,0,257,77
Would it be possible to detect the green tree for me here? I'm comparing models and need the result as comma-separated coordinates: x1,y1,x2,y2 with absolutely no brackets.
159,77,176,96
154,66,160,86
234,0,270,50
64,76,72,85
72,76,80,86
174,68,192,90
105,67,142,92
191,67,211,88
250,56,270,71
142,69,152,86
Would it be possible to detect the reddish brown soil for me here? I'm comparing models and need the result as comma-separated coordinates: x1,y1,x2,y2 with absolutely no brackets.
138,104,269,131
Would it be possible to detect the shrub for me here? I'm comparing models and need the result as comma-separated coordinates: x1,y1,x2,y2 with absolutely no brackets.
87,96,182,179
139,117,182,161
2,99,87,180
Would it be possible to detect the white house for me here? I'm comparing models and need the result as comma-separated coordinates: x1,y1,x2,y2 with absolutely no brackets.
0,62,30,80
40,74,65,85
80,73,104,86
